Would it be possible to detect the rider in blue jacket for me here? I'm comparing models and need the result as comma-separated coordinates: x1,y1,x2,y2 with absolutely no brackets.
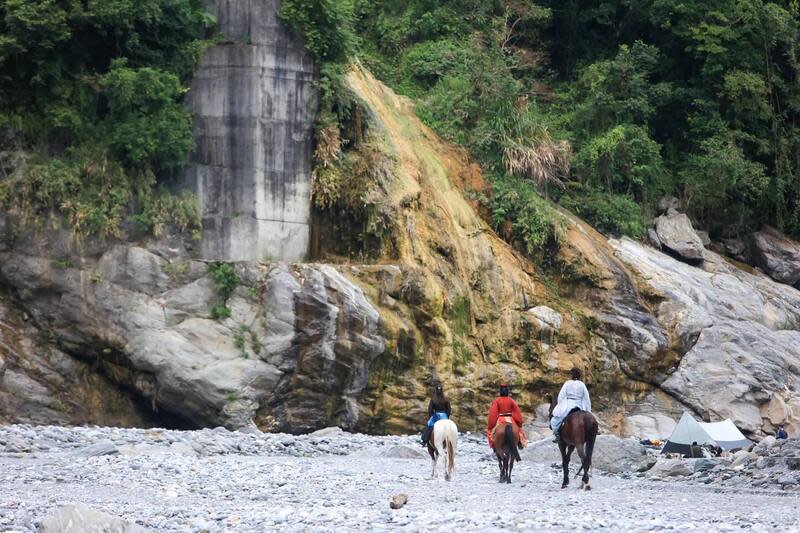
421,384,451,446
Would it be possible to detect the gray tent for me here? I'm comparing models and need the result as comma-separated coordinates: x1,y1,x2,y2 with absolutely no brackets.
661,412,751,456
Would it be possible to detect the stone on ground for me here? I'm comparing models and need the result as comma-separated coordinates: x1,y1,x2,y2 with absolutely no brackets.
389,494,408,510
37,504,148,533
382,445,427,459
649,458,694,478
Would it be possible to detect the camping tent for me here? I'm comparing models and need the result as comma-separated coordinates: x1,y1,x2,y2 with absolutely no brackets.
661,412,751,456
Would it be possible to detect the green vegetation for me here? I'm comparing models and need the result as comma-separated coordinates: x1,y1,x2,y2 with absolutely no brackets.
208,263,238,299
285,0,800,252
233,326,247,358
9,0,799,254
0,0,214,239
559,185,646,238
163,260,190,281
209,304,231,321
207,262,238,320
50,257,72,269
489,175,560,257
249,330,262,355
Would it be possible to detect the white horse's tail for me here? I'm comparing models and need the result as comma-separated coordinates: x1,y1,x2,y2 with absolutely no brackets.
443,420,458,475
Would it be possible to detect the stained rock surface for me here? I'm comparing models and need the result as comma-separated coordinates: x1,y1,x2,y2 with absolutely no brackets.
181,0,317,261
0,230,383,431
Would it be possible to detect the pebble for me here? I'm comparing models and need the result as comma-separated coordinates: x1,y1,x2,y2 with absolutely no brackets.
0,424,798,531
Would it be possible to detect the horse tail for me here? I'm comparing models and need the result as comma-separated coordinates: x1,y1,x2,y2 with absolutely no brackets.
582,414,598,474
446,430,456,473
440,420,456,477
503,424,517,462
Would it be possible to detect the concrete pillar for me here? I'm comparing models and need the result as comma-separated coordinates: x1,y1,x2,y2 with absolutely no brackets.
183,0,317,261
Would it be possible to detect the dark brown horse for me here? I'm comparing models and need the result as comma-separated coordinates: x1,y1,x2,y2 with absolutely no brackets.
492,417,522,483
548,394,598,490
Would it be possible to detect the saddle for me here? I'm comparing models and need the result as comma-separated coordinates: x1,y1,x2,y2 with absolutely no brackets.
556,407,583,431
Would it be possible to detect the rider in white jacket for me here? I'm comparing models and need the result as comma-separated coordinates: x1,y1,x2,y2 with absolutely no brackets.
551,367,591,441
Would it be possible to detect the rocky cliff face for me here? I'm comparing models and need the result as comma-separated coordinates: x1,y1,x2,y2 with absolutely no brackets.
0,287,156,427
0,220,385,431
611,238,800,436
182,0,317,262
1,60,799,435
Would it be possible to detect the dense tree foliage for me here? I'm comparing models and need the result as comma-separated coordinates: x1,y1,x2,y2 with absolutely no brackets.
285,0,800,245
0,0,215,238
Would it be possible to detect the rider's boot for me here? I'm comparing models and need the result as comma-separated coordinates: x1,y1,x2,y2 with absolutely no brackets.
552,430,560,443
421,426,432,447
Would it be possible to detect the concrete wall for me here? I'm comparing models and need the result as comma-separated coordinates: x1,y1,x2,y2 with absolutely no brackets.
183,0,317,261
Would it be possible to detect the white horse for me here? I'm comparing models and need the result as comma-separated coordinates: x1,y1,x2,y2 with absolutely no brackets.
427,419,458,481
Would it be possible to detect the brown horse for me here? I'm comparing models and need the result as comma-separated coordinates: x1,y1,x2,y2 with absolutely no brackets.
492,417,522,483
548,394,598,490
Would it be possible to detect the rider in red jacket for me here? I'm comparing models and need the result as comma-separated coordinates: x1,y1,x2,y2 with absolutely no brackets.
486,384,527,449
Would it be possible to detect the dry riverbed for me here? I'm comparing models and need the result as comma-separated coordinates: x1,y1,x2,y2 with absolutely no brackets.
0,425,797,532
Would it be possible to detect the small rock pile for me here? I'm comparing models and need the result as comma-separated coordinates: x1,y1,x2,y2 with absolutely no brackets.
648,437,800,490
0,424,426,460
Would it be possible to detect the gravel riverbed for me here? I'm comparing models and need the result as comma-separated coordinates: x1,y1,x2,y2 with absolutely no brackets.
1,424,797,532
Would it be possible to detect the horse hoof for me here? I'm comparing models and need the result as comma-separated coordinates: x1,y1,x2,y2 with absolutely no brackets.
583,484,591,491
561,483,568,489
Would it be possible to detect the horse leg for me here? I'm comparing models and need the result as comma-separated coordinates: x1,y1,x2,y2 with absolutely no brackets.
560,442,573,489
496,455,504,483
507,455,514,484
578,436,595,490
575,442,590,489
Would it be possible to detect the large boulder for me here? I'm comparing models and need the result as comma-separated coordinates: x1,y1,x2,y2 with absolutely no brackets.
654,213,705,262
648,458,693,478
751,226,800,286
0,238,385,432
611,238,800,435
38,505,148,533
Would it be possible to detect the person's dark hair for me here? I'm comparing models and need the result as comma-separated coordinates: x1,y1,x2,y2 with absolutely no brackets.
432,384,446,403
570,367,582,380
499,384,510,397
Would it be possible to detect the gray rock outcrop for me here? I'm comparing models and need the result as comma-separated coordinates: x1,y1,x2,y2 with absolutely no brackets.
611,237,800,435
182,0,317,261
0,232,384,432
654,212,705,262
0,290,156,427
751,226,800,286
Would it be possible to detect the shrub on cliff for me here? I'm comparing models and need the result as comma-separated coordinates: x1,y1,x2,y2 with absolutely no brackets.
0,0,215,239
